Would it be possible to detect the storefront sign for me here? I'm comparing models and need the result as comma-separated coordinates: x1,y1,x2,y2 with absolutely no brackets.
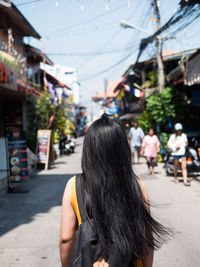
0,63,14,83
7,130,29,183
108,106,120,114
36,130,53,170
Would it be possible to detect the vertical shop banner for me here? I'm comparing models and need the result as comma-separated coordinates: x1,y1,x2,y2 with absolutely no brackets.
7,130,29,183
36,130,52,170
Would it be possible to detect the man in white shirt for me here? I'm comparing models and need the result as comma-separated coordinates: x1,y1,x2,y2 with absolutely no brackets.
167,123,190,186
129,121,144,164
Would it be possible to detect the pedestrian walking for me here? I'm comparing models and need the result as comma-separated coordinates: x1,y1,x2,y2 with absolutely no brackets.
167,123,190,186
140,129,160,175
59,114,169,267
129,121,145,164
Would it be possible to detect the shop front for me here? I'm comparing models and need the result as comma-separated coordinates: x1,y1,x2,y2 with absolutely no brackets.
0,60,28,189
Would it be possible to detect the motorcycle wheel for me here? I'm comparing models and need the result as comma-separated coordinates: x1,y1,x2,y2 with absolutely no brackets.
165,167,173,176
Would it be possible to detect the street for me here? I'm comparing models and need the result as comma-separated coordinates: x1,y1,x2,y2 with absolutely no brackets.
0,137,200,267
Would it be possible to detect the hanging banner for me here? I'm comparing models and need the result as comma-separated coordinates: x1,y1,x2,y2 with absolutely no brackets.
7,130,29,183
122,84,144,97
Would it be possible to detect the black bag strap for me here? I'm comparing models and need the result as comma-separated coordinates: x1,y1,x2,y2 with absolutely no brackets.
76,173,87,222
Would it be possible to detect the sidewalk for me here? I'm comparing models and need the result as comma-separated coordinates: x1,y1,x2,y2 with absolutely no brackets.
133,157,166,180
134,158,200,267
0,137,83,267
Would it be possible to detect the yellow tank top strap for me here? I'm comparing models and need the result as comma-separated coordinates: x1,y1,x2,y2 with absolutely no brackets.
71,175,82,225
135,259,143,267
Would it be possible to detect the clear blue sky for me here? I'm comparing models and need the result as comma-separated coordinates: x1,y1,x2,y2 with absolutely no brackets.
13,0,200,107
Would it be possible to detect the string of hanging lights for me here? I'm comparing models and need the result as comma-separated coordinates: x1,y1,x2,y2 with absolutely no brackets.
15,0,133,11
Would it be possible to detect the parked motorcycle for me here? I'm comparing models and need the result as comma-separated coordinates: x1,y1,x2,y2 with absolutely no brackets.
69,137,76,153
164,145,200,176
65,135,76,154
65,138,71,155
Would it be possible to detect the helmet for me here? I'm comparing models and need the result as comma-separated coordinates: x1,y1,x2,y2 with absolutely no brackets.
174,123,183,131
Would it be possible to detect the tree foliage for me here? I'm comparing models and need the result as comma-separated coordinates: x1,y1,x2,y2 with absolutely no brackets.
146,87,175,123
137,87,178,135
137,110,155,134
26,91,74,152
35,91,55,129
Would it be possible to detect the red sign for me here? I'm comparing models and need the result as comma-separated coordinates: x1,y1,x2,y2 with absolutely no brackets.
0,63,14,83
0,63,8,83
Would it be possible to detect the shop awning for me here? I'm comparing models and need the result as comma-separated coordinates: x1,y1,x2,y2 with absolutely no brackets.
92,81,121,99
167,65,184,82
0,1,41,39
119,113,141,120
40,65,72,90
17,80,41,95
46,72,71,89
25,45,54,66
186,50,200,86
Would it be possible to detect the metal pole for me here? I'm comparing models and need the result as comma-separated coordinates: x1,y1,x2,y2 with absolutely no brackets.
120,20,152,35
153,0,165,92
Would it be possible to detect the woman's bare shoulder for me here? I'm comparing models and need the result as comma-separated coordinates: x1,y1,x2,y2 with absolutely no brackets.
63,176,75,202
138,179,149,203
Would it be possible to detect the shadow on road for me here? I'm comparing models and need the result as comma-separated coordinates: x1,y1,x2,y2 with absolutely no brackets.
0,172,75,237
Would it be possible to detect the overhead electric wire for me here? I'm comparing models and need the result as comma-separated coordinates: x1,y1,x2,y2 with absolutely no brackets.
42,3,128,38
78,0,154,81
106,0,153,78
79,47,138,81
43,22,119,39
15,0,44,6
77,1,151,72
135,1,200,64
46,43,139,56
77,27,123,70
115,0,153,72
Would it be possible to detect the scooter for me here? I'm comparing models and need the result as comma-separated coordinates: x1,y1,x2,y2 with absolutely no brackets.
164,146,200,176
69,137,76,153
64,136,76,154
65,139,71,155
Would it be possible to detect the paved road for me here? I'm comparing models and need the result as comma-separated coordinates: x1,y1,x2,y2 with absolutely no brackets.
133,160,200,267
0,137,200,267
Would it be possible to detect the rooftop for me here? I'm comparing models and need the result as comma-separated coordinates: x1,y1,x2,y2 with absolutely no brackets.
92,81,121,99
0,1,41,39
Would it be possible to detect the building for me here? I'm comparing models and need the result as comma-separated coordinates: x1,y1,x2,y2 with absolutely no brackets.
0,1,72,189
167,48,200,133
0,0,41,136
113,49,199,123
0,0,42,187
92,81,121,117
40,63,79,104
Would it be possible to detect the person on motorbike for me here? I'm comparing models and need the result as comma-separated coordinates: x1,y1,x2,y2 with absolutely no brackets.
167,123,190,186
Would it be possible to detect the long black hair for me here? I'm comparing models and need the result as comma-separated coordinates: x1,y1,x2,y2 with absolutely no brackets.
81,113,169,261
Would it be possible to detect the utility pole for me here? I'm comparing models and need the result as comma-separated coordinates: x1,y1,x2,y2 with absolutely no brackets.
153,0,165,92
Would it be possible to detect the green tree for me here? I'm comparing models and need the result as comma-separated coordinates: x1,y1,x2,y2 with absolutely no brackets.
146,87,175,124
137,110,155,134
26,91,74,152
137,87,176,135
35,91,55,129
